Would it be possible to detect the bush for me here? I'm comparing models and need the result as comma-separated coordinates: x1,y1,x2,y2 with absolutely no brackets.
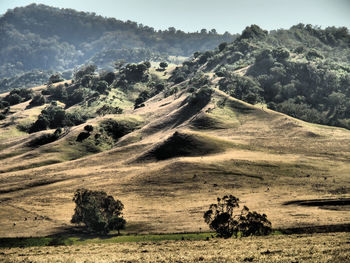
204,195,272,238
29,116,50,133
100,118,139,141
95,80,109,94
71,188,126,234
100,71,115,85
65,111,88,126
158,62,168,71
188,86,213,106
218,42,227,52
46,84,67,101
48,74,63,84
5,93,22,105
73,65,97,81
76,131,90,142
84,125,94,132
29,94,46,107
96,105,123,116
0,113,5,120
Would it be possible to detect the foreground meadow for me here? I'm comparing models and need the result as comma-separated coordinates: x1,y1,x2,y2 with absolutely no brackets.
1,232,349,263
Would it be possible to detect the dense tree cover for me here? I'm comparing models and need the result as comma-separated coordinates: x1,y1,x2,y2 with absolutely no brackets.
0,4,235,79
6,61,161,135
0,70,55,93
71,188,126,234
170,24,350,129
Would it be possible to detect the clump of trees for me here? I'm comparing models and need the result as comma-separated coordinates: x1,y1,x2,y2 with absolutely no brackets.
71,188,126,234
28,94,46,108
204,195,272,238
96,105,123,116
48,74,64,84
1,88,33,106
99,118,140,141
29,104,87,133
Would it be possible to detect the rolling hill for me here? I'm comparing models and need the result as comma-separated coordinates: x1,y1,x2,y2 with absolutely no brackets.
0,57,350,238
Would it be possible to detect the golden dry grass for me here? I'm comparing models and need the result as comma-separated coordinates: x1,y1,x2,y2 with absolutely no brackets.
0,85,350,238
1,232,349,262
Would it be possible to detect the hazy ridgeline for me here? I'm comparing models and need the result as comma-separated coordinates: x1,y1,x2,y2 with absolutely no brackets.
0,3,235,80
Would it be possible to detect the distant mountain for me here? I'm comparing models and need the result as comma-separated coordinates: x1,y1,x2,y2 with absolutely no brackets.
0,3,235,79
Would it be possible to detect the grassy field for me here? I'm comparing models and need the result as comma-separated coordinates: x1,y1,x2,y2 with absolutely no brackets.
0,232,349,262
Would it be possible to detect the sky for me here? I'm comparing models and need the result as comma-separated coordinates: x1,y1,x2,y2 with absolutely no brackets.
0,0,349,34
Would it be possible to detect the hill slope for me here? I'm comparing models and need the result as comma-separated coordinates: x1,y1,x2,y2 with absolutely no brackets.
0,61,350,237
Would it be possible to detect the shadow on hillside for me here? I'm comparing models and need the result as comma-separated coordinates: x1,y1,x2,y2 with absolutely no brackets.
279,223,350,234
49,221,155,241
283,198,350,211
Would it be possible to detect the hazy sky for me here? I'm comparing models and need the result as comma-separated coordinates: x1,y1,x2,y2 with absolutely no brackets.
0,0,349,34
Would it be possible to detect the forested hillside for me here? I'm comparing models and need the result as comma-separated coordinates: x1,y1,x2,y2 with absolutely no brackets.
0,3,235,80
171,24,350,129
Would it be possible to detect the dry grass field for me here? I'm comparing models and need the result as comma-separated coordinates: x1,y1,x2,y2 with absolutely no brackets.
1,232,349,262
0,79,349,262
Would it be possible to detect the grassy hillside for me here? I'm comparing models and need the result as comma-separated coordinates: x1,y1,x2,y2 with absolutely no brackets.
0,58,350,240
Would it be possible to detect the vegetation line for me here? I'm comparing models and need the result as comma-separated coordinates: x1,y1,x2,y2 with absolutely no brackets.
2,222,350,248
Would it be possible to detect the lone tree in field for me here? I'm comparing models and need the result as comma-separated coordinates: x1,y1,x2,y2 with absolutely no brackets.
71,188,126,234
204,195,272,238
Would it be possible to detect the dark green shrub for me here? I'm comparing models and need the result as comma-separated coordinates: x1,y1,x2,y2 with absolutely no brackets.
29,105,84,133
65,111,88,126
96,105,123,116
100,72,115,85
95,80,109,94
29,116,50,133
46,84,67,101
48,74,63,84
100,118,140,141
0,100,9,109
0,113,5,120
218,42,227,52
84,125,93,132
65,87,89,107
188,86,213,106
76,131,90,142
29,94,46,107
5,93,22,105
174,75,185,84
158,62,168,71
73,65,97,81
